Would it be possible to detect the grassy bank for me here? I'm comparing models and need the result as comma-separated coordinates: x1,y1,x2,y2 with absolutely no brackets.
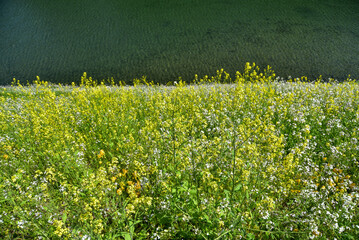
0,64,358,239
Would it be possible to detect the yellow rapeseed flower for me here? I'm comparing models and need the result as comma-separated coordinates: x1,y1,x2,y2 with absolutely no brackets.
135,181,141,190
219,221,224,227
11,175,17,182
126,204,135,214
117,188,122,195
97,149,105,159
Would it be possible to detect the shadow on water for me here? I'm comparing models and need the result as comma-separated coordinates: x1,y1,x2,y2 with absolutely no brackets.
0,0,358,85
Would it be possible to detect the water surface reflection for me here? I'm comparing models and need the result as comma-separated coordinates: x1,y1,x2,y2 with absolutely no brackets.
1,0,358,84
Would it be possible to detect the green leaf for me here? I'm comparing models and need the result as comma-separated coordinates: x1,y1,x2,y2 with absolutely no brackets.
224,189,230,199
234,183,242,192
62,212,67,223
189,188,197,196
121,232,131,240
204,215,212,224
129,220,135,234
247,233,255,240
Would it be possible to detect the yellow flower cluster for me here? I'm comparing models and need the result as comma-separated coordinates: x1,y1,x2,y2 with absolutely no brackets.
0,63,358,239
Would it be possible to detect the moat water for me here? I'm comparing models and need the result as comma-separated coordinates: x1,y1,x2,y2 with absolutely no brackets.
1,0,358,85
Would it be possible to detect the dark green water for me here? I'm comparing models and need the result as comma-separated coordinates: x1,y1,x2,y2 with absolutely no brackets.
1,0,359,85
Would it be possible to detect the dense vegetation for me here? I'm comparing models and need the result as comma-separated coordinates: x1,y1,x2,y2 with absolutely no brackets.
0,63,358,239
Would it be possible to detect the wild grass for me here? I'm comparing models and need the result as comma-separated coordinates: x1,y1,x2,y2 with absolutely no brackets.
0,63,358,239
